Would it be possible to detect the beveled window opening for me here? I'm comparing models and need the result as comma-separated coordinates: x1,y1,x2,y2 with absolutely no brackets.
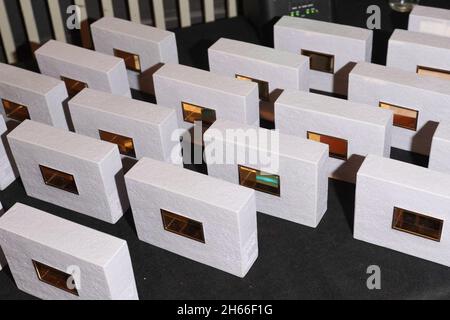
238,165,280,197
39,165,79,195
301,49,335,74
307,131,348,160
33,260,79,296
379,102,419,131
236,74,270,102
392,207,443,242
114,48,142,73
417,65,450,81
1,99,30,122
99,130,136,158
161,209,205,243
182,102,217,128
61,76,88,98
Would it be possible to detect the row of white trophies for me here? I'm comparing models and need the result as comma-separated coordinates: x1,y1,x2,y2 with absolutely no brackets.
0,4,449,300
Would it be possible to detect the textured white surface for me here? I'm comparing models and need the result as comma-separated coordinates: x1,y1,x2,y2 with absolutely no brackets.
0,203,138,300
91,17,178,92
0,115,16,190
275,90,392,183
354,155,450,267
429,122,450,173
387,29,450,75
0,63,69,129
125,158,258,278
204,120,328,227
409,5,450,38
154,63,259,129
35,40,131,97
69,88,181,164
349,62,450,155
208,38,310,92
7,121,129,224
0,200,4,271
274,16,372,95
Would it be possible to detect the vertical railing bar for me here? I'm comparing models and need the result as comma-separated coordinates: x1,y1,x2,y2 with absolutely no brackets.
19,0,41,50
178,0,191,28
152,0,166,29
203,0,215,23
227,0,237,18
0,0,17,63
128,0,141,23
101,0,115,17
47,0,67,42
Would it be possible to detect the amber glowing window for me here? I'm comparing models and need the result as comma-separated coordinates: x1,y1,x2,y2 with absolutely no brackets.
238,165,280,197
236,74,270,102
40,165,78,195
1,99,30,122
307,131,348,160
99,130,136,158
417,65,450,81
61,76,88,98
114,48,141,73
33,260,79,296
301,49,335,74
182,102,217,127
161,209,205,243
392,207,443,242
379,102,418,131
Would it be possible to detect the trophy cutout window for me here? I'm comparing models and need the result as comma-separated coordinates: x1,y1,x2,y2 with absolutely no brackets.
39,165,79,195
392,207,443,242
99,130,136,158
61,76,88,98
161,209,205,243
417,65,450,81
301,49,335,74
182,102,217,127
33,260,79,296
238,165,280,197
307,131,348,160
379,102,418,131
236,74,270,102
114,48,141,73
1,99,30,122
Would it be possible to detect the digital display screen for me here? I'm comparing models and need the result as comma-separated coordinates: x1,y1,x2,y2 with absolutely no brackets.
288,0,332,20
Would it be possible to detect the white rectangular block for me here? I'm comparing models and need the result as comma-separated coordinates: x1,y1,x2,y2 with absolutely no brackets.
355,155,450,267
7,120,129,224
275,90,392,183
35,40,131,98
204,120,328,228
0,203,138,299
208,37,310,92
387,29,450,81
0,115,16,191
429,122,450,174
0,63,69,129
91,17,178,93
0,201,4,271
69,88,181,164
153,63,259,129
125,158,258,278
409,5,450,38
349,62,450,155
274,16,373,96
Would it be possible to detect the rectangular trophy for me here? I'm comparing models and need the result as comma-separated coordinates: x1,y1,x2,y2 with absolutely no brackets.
0,115,16,191
0,203,138,299
7,120,129,224
409,5,450,38
125,158,258,277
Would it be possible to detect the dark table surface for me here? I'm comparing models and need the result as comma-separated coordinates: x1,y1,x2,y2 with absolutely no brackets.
1,1,450,300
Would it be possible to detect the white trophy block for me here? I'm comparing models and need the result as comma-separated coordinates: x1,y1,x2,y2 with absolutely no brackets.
429,122,450,174
409,5,450,38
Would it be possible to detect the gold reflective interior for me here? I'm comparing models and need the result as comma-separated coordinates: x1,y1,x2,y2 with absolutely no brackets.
182,102,217,128
39,165,79,195
161,209,205,243
417,65,450,81
379,102,418,131
392,207,443,242
1,99,30,122
236,74,270,102
33,260,79,296
301,49,335,74
238,165,280,197
114,48,142,73
308,131,348,160
61,76,88,98
99,130,136,158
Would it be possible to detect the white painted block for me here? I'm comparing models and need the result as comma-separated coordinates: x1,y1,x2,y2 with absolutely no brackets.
349,62,450,155
274,16,373,96
275,90,392,183
355,155,450,267
153,63,259,129
387,29,450,80
0,115,16,191
35,40,131,98
125,158,258,278
208,38,310,92
7,121,129,224
91,17,178,93
0,203,138,299
69,88,181,165
204,120,328,228
409,5,450,38
0,200,4,271
429,122,450,174
0,63,69,129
